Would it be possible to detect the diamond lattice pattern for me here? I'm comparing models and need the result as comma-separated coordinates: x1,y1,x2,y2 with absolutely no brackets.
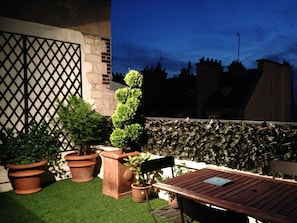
0,31,82,150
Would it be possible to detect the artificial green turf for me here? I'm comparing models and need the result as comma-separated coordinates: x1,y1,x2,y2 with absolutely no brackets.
0,178,171,223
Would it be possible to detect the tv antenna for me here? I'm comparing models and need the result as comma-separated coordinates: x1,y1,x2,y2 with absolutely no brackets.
159,51,163,64
237,32,240,62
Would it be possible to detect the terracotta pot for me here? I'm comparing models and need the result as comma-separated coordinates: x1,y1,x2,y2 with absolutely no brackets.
6,160,48,194
100,150,140,199
168,194,177,205
64,152,99,182
131,183,152,203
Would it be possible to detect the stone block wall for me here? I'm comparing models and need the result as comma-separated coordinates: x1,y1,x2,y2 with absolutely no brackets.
84,35,116,116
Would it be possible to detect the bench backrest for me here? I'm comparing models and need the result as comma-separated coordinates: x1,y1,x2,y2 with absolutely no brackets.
270,160,297,179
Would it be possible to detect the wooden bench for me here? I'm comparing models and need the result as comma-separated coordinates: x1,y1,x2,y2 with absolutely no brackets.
270,160,297,179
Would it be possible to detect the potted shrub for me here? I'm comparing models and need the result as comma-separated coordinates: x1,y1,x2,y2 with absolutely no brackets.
0,121,61,194
56,94,107,182
101,69,145,198
124,152,162,202
109,69,145,151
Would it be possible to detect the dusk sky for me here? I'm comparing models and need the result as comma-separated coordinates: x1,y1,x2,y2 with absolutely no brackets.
111,0,297,77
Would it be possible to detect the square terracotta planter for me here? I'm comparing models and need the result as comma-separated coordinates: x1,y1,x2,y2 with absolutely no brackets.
100,150,140,199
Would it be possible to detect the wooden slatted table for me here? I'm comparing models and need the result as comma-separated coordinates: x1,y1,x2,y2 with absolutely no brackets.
153,167,297,223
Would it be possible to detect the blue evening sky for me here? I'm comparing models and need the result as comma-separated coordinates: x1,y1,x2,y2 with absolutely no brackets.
111,0,297,77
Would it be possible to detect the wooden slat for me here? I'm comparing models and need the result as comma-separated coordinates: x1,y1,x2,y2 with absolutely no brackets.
151,203,183,223
254,184,292,210
154,167,297,223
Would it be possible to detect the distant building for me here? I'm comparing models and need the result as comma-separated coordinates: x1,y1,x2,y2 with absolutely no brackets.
141,62,167,116
143,57,294,122
142,62,198,118
196,58,294,122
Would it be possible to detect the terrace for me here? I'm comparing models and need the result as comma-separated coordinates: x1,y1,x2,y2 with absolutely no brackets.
2,141,297,223
0,149,208,223
1,2,296,223
0,176,170,223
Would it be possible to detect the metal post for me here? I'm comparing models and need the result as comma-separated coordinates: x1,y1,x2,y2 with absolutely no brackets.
237,32,240,62
23,35,29,133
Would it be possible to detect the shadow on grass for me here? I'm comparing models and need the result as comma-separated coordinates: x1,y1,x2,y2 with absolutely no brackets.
0,192,47,223
0,177,170,223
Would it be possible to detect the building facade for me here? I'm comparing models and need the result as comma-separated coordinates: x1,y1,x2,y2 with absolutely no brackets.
196,58,294,122
0,0,115,117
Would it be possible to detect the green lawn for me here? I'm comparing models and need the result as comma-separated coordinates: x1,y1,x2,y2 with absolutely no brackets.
0,178,171,223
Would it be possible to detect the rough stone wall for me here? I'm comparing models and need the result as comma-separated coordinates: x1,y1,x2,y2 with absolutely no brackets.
84,35,116,115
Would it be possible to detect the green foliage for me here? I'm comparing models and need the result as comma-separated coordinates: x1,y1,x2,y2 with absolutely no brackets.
130,88,142,99
124,69,143,88
56,94,107,155
109,128,128,148
115,88,129,103
124,152,150,185
110,70,144,150
111,104,135,128
123,152,162,186
126,96,141,112
143,119,297,174
127,124,143,141
0,121,61,166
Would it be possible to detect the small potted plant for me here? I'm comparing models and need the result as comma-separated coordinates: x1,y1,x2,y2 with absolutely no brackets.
164,164,191,204
56,94,107,182
124,152,162,202
0,120,61,194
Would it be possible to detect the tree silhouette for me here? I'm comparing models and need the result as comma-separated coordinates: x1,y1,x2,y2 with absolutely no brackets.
227,60,246,73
